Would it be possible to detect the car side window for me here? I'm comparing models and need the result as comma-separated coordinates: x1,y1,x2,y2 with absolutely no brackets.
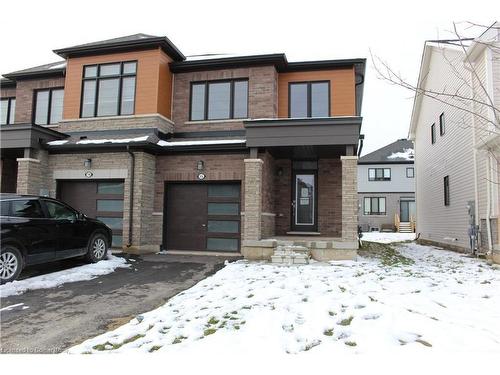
44,201,77,221
11,199,44,218
0,201,10,216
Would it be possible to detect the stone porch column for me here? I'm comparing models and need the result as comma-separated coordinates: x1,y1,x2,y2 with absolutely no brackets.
16,149,49,195
243,158,263,241
341,156,358,245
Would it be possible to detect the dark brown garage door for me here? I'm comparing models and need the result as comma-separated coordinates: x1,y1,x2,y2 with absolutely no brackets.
58,180,124,247
164,183,241,252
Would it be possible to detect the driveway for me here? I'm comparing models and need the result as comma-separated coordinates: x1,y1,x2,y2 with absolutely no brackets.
0,253,228,353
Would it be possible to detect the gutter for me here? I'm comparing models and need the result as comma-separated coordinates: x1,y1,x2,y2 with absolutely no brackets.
126,145,135,248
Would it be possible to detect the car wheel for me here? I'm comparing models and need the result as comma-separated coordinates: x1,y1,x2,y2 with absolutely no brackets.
0,245,23,284
85,233,109,263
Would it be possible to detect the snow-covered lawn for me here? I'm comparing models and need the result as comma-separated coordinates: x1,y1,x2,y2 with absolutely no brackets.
0,255,129,298
68,243,500,355
362,231,416,243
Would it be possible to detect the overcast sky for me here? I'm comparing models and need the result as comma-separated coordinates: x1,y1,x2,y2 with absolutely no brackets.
0,0,494,155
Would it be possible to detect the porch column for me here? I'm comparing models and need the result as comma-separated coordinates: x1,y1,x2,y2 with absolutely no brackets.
341,156,358,244
243,158,263,241
16,149,49,196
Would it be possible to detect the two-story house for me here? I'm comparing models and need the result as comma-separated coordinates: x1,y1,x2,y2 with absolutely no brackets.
358,139,415,233
410,22,499,263
0,33,366,261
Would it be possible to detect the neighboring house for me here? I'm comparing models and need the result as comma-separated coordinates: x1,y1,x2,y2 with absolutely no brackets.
358,139,415,233
0,34,366,261
409,23,500,263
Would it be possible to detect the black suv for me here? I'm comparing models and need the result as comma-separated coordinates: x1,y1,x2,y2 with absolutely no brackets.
0,194,113,284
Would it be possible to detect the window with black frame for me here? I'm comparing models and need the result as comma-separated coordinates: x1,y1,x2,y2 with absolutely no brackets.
34,88,64,125
81,61,137,118
368,168,391,181
190,79,248,121
0,97,16,125
364,197,386,215
289,81,329,118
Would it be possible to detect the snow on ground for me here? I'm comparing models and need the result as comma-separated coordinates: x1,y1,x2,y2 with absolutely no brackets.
361,231,416,243
0,255,129,298
68,243,500,355
0,302,29,312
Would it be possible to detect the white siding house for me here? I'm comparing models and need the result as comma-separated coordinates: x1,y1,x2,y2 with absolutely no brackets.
409,22,500,262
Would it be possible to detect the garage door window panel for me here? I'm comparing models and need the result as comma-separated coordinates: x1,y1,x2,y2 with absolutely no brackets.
97,199,123,212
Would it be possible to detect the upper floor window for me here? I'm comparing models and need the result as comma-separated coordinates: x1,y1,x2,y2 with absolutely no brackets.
406,167,414,178
0,97,16,125
431,123,436,144
34,88,64,125
81,61,137,118
364,197,386,215
439,112,445,136
444,175,450,206
289,81,329,118
190,79,248,121
368,168,391,181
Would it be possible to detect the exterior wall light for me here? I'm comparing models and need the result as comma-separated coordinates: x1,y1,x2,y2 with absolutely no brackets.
277,167,283,177
84,159,92,169
197,160,204,171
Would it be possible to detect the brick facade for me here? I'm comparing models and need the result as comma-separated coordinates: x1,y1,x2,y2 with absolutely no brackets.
318,159,342,237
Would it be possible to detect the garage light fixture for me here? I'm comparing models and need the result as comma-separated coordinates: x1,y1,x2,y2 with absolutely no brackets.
197,160,204,171
84,158,92,169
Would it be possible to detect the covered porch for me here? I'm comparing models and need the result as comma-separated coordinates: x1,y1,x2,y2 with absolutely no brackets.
241,117,361,261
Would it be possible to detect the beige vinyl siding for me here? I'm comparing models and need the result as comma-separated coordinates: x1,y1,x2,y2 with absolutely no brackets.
414,47,476,249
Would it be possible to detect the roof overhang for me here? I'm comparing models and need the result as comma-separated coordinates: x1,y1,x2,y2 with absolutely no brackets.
3,68,65,81
244,117,362,150
53,36,185,61
0,123,68,150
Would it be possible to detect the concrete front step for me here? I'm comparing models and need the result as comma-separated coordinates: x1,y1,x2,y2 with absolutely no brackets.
271,245,311,265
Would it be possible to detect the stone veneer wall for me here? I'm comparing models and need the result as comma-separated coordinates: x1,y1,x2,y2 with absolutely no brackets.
341,156,359,243
260,151,276,238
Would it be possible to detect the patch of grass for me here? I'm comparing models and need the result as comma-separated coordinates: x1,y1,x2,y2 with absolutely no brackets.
415,339,432,347
480,280,491,284
339,286,346,293
323,328,334,336
303,340,321,351
247,294,254,298
204,328,217,336
242,305,252,309
93,342,121,351
122,334,145,345
345,341,357,347
368,296,377,302
358,241,414,267
207,317,220,325
172,336,187,344
149,345,162,352
301,297,308,302
338,316,354,326
328,311,337,316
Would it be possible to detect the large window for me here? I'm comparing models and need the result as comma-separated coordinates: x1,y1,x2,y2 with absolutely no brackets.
289,81,330,118
439,112,445,136
34,88,64,125
190,79,248,121
444,176,450,206
0,97,16,125
368,168,391,181
81,61,137,118
364,197,386,215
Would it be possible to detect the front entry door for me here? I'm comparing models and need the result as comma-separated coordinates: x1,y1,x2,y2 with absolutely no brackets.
400,200,415,222
292,172,317,232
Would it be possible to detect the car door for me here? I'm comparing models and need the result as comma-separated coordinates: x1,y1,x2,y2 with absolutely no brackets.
42,199,90,259
8,199,57,265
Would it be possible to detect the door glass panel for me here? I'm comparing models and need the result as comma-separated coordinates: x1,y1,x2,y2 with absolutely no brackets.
97,199,123,212
207,238,238,251
11,200,44,218
207,203,239,215
208,184,240,198
97,216,123,230
208,220,239,233
295,174,314,225
97,182,124,194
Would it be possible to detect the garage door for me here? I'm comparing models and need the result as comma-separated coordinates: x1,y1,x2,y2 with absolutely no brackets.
58,180,124,248
164,183,241,252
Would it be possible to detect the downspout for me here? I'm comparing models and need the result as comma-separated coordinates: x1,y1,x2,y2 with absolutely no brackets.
126,146,135,247
357,134,364,157
486,155,493,253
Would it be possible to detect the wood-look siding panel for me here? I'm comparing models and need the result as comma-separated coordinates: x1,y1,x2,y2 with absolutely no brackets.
63,48,167,120
157,51,173,119
277,68,355,117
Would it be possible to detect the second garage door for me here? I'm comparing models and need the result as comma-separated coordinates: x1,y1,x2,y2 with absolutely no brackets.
58,180,124,248
164,183,241,252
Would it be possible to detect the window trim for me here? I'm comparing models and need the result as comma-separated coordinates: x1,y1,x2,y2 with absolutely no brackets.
368,168,391,181
32,87,64,125
431,123,436,144
363,197,387,216
1,97,16,125
288,80,331,118
406,167,415,178
439,112,445,136
189,78,249,121
444,175,450,206
80,61,138,118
